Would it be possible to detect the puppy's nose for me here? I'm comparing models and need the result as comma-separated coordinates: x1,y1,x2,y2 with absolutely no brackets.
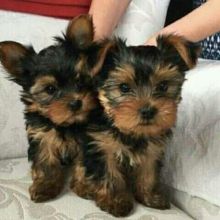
69,100,82,111
140,106,157,120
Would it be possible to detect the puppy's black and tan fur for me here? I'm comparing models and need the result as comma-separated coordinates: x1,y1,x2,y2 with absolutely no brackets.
71,36,200,216
0,15,108,202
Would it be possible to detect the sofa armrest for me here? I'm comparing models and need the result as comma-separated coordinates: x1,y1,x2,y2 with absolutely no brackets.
163,59,220,208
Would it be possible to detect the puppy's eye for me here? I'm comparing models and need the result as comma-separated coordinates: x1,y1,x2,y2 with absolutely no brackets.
119,83,131,93
156,81,168,92
45,85,57,95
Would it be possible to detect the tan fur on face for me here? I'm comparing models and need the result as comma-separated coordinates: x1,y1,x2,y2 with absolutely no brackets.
29,75,58,105
110,64,135,85
26,75,97,125
26,102,43,113
46,92,96,125
108,97,177,137
154,64,179,81
110,99,140,134
98,64,136,115
98,62,182,137
152,64,185,99
31,76,57,94
47,99,77,125
98,90,112,114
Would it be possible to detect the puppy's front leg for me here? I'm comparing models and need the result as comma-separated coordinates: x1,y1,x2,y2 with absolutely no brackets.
71,138,133,217
95,170,133,217
29,163,65,202
28,126,75,202
94,151,134,217
134,143,170,209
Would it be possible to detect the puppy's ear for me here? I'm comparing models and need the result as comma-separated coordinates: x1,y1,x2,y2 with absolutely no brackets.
90,41,116,76
157,35,200,72
66,14,94,49
0,41,35,85
90,38,128,77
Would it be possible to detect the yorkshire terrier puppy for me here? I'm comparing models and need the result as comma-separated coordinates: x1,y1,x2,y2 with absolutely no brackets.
0,15,108,202
71,35,200,216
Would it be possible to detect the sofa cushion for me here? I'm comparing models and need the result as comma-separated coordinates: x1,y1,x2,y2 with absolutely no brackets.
0,157,193,219
162,59,220,207
170,187,220,220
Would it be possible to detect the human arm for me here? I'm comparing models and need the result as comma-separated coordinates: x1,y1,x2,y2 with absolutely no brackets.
89,0,131,40
146,0,220,46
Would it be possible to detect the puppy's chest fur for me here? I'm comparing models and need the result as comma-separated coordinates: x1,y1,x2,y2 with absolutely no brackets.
26,112,85,166
82,127,168,180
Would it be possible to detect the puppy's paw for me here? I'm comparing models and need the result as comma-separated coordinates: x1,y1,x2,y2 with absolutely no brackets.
137,192,170,210
70,182,93,200
97,193,133,217
29,181,63,202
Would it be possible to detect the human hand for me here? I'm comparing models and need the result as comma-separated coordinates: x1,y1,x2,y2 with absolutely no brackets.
144,35,157,46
